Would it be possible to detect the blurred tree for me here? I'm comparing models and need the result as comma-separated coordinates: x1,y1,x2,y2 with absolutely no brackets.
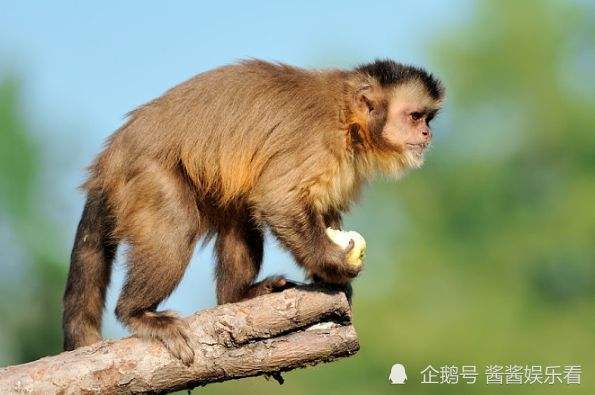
0,77,65,364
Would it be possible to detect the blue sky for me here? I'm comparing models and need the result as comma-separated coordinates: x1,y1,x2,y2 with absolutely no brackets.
0,1,468,337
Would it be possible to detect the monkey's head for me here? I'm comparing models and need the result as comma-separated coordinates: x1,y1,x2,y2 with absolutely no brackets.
348,59,445,176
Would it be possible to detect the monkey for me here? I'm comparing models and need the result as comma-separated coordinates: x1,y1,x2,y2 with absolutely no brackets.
62,59,444,365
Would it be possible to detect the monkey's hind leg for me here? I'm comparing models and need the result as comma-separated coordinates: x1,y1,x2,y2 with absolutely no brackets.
114,168,200,365
116,226,198,365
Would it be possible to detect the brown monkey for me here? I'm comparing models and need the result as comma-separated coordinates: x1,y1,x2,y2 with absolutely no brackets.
63,59,444,364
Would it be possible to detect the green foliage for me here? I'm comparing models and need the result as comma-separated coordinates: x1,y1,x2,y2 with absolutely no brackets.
0,78,38,221
0,77,65,364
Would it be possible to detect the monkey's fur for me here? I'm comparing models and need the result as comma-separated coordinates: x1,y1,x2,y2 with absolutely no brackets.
63,59,444,364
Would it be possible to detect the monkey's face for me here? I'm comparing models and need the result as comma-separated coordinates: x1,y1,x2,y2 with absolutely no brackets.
352,77,443,174
382,82,441,169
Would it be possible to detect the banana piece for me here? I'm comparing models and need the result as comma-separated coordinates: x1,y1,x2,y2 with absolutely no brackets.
325,227,366,268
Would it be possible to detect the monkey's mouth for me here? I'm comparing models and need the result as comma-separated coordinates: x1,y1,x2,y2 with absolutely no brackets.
406,143,429,156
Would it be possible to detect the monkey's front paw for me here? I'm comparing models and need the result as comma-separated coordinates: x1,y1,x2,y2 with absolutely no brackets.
312,244,364,285
337,259,364,282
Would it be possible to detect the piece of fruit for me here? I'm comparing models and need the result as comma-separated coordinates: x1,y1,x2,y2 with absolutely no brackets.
325,227,366,268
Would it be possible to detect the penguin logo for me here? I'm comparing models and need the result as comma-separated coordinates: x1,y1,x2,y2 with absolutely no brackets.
389,363,407,384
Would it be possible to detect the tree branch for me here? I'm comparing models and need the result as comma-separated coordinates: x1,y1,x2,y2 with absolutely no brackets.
0,285,359,393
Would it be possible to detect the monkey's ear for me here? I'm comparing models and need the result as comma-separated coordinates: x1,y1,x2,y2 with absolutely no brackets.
351,82,387,144
355,84,382,115
356,85,373,113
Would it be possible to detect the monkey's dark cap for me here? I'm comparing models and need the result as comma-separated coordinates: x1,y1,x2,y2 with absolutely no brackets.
356,59,445,100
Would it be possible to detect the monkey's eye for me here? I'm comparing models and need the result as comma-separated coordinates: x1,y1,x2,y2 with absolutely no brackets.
410,112,423,121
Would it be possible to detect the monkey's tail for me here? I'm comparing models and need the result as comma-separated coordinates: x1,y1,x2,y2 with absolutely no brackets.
62,189,117,351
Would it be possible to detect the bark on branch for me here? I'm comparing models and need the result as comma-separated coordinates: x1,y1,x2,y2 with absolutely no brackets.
0,285,359,394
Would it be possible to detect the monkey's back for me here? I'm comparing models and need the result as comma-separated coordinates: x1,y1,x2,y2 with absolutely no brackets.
87,60,350,207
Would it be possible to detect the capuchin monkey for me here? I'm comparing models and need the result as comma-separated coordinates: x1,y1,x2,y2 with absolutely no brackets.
63,59,444,364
